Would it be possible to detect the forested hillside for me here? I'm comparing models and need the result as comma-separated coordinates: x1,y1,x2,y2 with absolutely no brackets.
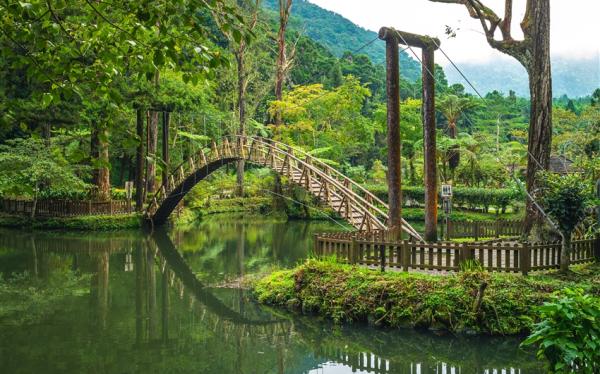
262,0,422,81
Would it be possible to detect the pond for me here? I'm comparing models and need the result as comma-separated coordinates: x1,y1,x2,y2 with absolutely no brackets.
0,215,544,373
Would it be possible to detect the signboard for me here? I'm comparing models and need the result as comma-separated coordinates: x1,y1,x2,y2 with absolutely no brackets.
441,184,453,198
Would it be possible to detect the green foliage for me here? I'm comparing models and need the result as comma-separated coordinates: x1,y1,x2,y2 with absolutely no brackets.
0,137,88,199
459,259,484,272
539,173,592,234
522,288,600,373
364,184,523,212
0,213,141,230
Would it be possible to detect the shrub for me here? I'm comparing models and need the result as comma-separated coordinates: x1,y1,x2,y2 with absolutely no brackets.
363,184,523,212
522,288,600,373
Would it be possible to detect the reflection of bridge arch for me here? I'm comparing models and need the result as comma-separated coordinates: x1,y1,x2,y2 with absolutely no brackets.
150,229,282,326
145,136,422,240
1,229,280,328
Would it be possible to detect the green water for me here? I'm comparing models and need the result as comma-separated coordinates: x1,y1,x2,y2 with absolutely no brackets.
0,215,544,373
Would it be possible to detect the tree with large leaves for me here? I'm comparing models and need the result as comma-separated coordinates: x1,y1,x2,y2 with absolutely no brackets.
437,94,477,180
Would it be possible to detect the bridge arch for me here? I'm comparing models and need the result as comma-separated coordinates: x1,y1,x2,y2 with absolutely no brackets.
145,136,421,240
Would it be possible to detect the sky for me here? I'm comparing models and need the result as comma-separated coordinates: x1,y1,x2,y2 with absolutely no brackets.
308,0,600,66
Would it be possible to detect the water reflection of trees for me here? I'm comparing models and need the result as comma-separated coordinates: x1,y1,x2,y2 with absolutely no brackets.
0,227,543,373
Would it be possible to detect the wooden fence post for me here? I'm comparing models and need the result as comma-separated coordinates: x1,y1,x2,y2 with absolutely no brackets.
520,242,531,276
380,244,386,272
594,235,600,263
88,200,92,215
402,240,410,272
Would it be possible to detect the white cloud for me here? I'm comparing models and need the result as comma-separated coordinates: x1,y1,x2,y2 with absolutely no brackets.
308,0,600,65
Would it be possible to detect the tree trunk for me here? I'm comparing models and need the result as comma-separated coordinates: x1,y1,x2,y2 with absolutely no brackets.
523,1,552,235
119,155,127,186
448,121,460,180
422,47,437,242
161,111,170,193
146,71,160,195
42,123,51,147
409,156,416,185
274,0,292,126
31,191,37,219
236,49,247,197
146,110,158,195
560,232,571,273
428,0,553,237
91,121,111,201
135,109,145,211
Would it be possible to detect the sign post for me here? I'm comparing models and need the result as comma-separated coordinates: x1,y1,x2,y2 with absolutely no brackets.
441,184,453,241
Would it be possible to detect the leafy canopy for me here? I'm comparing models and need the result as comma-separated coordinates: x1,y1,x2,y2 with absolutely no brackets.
539,172,591,234
0,137,88,199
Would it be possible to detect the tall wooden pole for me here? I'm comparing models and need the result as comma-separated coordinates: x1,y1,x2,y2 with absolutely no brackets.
422,47,438,241
162,111,170,193
380,29,402,234
135,109,145,211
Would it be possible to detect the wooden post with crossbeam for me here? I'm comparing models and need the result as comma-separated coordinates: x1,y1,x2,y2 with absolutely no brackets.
379,27,440,242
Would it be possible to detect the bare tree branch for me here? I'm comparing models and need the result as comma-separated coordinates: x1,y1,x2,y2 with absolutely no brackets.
430,0,527,64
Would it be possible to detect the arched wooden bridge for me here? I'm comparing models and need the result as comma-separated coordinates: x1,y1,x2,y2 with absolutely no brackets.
144,136,422,240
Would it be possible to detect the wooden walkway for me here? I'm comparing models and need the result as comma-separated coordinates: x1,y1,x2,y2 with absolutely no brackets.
145,136,422,240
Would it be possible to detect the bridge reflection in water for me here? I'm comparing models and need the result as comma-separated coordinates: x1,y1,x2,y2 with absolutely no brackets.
0,223,543,373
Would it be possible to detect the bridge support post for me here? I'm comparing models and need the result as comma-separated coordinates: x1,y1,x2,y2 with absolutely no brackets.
422,47,438,242
380,28,402,238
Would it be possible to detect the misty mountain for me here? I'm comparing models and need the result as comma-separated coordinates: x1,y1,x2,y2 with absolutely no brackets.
264,0,598,98
446,56,599,98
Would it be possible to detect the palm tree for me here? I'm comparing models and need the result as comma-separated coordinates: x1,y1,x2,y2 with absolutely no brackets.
437,95,477,180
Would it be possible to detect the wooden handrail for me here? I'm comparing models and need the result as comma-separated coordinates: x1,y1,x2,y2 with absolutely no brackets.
145,135,424,240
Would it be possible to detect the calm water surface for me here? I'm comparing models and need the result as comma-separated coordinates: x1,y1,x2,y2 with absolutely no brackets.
0,215,543,373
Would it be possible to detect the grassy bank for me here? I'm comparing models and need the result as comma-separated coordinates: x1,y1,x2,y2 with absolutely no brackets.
254,259,600,335
0,213,142,231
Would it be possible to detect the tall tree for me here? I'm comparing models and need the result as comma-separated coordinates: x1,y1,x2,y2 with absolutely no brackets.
274,0,294,126
225,0,261,197
90,119,111,200
437,94,477,180
431,0,553,234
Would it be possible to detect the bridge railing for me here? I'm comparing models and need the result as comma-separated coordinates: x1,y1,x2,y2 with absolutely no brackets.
238,136,387,229
235,136,422,239
144,135,423,240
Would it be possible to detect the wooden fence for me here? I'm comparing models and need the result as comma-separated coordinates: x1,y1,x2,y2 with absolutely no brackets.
0,198,133,217
314,231,599,274
442,219,522,240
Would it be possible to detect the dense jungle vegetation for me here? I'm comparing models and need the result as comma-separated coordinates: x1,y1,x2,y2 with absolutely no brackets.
0,1,598,213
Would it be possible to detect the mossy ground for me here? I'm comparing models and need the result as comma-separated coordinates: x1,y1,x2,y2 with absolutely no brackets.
0,213,142,231
253,259,600,335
